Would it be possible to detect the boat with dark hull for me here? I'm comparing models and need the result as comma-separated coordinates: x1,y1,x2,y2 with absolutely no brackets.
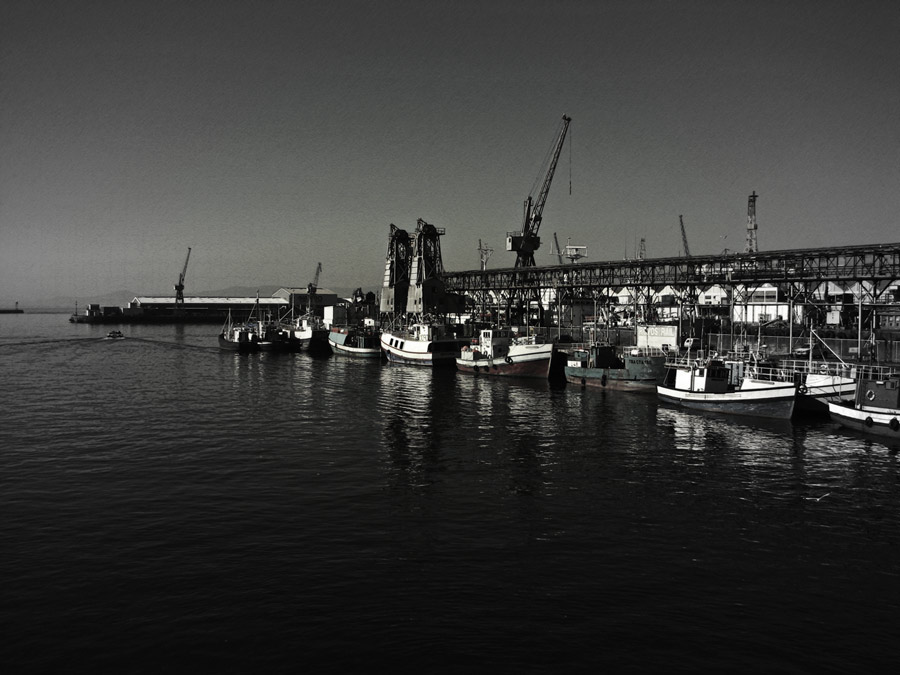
827,367,900,439
328,326,382,358
456,328,554,378
283,315,331,354
217,303,290,353
218,321,263,353
565,344,667,391
773,358,857,415
657,356,796,419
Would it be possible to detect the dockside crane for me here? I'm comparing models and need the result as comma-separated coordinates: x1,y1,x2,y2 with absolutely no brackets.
745,191,759,253
174,247,191,305
307,262,322,315
679,215,691,257
507,115,571,267
308,261,322,295
552,233,564,264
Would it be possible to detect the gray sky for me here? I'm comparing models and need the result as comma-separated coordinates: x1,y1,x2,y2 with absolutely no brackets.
2,0,898,305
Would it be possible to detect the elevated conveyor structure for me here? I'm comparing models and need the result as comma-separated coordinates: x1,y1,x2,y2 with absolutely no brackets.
441,242,900,325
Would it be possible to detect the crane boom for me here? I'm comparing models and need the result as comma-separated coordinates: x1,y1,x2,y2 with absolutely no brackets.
552,232,564,264
679,215,691,257
308,262,322,295
174,247,191,304
507,115,571,267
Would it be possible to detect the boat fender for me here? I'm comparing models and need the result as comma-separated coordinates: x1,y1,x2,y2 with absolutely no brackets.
866,389,876,401
601,374,607,387
891,418,900,432
505,356,513,364
581,377,586,388
473,365,479,373
798,384,808,395
865,416,874,428
820,364,828,375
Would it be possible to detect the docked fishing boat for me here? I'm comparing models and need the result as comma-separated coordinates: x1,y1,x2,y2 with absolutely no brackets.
282,314,331,354
328,325,382,358
773,358,857,415
218,316,263,353
565,344,667,390
217,301,290,353
766,333,857,414
380,322,468,366
456,327,554,378
657,355,796,419
827,367,900,439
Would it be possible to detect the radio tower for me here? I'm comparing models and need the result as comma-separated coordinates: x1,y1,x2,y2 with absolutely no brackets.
745,191,759,253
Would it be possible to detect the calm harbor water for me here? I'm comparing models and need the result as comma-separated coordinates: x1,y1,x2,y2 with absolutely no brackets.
2,313,899,672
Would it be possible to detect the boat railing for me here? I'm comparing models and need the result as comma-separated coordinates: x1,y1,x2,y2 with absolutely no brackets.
625,346,670,358
664,353,709,369
777,359,899,380
563,342,671,357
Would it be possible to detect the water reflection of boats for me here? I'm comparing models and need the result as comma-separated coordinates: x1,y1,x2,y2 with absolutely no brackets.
655,406,796,449
456,327,554,378
565,344,667,391
828,368,900,440
657,355,796,419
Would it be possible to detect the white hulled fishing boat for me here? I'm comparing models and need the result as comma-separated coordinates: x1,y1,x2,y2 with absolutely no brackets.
827,366,900,439
456,327,554,378
657,355,796,419
380,322,467,367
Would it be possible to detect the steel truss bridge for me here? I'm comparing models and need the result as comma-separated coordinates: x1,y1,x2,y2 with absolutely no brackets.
441,242,900,313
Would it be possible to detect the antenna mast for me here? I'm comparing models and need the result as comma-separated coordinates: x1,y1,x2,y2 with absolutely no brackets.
477,239,494,271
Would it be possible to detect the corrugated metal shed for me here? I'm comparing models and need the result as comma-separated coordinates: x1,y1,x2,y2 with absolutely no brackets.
131,296,289,306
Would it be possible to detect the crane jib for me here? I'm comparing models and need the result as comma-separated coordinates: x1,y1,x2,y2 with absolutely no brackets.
510,115,571,268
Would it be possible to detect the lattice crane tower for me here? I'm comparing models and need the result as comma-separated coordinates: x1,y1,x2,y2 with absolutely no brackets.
745,191,759,253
